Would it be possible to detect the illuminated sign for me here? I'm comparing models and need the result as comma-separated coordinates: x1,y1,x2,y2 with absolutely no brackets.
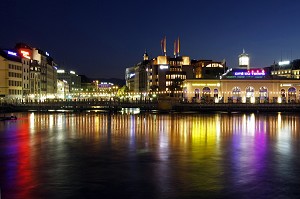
57,70,65,73
278,60,290,66
7,51,17,56
159,65,169,70
234,70,265,76
280,84,292,87
192,83,220,87
20,50,31,59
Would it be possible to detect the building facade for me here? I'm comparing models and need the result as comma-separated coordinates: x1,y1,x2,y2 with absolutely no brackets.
0,50,23,102
57,69,81,94
183,64,300,103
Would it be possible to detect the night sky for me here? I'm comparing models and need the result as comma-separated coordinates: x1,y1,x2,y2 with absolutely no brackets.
1,0,300,79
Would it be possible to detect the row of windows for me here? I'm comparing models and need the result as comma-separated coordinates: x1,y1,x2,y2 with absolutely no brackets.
9,64,22,70
8,89,22,95
293,71,300,75
272,70,291,75
8,72,22,78
169,68,182,72
8,80,22,87
166,74,186,80
166,81,184,86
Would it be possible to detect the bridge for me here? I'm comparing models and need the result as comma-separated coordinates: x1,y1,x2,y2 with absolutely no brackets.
1,100,300,113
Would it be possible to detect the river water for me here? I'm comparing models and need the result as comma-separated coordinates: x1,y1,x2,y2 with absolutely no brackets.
0,111,300,199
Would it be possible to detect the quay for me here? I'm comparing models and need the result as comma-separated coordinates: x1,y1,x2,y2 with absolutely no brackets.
1,100,300,113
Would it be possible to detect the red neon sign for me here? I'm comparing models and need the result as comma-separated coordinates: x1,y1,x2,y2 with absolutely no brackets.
20,50,31,59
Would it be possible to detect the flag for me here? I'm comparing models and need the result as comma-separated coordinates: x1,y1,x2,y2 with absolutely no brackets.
163,36,166,55
160,36,167,55
161,38,164,55
177,37,180,55
174,40,177,57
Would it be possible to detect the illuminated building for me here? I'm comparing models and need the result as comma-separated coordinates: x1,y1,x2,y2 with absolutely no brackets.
14,43,57,100
125,39,194,96
0,49,23,101
57,79,69,99
183,59,300,103
125,38,226,96
193,59,227,79
125,51,149,92
271,59,300,79
14,44,31,99
57,69,81,93
31,47,57,99
29,60,41,101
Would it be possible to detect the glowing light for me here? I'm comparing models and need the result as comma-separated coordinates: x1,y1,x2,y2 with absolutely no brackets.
20,50,30,59
281,84,292,87
234,69,265,76
239,56,249,66
70,71,75,75
45,52,49,56
159,65,169,70
57,70,65,73
7,51,17,56
279,61,290,66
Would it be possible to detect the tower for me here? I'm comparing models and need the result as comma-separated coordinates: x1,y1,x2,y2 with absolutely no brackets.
143,50,149,61
239,49,250,69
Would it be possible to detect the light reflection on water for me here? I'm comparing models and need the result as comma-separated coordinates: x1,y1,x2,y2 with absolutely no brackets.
0,112,300,198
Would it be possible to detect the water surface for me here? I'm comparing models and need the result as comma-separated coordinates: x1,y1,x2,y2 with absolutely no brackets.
0,112,300,199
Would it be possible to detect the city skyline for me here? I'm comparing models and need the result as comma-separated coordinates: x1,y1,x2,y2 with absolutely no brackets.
1,0,300,79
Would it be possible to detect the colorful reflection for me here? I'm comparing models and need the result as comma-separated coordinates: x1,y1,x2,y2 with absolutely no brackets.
0,112,300,198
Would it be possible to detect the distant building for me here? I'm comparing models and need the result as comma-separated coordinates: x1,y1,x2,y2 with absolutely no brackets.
271,59,300,79
125,38,226,96
125,51,150,93
57,69,81,93
192,59,226,79
57,79,69,99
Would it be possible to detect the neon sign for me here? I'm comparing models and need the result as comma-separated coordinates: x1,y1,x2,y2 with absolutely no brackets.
7,51,17,56
278,60,290,66
234,70,265,76
20,50,31,59
159,65,169,70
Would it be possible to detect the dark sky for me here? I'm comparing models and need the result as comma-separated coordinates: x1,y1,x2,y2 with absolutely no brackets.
1,0,300,79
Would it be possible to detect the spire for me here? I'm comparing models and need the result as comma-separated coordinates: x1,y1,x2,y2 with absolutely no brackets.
143,49,149,61
243,48,245,54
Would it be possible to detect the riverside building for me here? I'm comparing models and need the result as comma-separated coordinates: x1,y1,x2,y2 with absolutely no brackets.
0,43,59,102
57,69,81,94
0,49,23,102
183,51,300,103
125,38,227,97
